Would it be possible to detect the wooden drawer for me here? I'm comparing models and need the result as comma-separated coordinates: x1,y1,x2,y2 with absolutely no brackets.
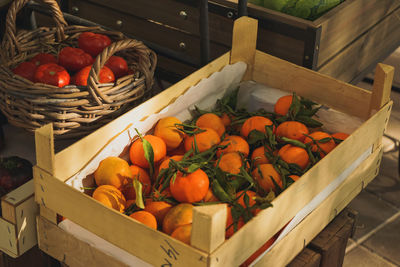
68,0,230,66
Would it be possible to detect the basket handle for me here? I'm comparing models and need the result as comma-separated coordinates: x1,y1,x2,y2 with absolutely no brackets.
87,39,155,105
2,0,68,57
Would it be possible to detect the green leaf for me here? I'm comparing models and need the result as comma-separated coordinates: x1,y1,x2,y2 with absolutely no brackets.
247,129,266,145
133,179,144,209
288,92,301,119
280,137,307,149
188,163,201,173
212,180,233,203
296,116,323,128
135,129,155,178
318,137,333,144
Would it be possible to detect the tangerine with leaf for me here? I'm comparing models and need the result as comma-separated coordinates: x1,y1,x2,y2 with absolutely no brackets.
278,144,310,170
129,134,167,168
241,116,274,138
217,135,250,157
184,127,220,153
170,168,209,203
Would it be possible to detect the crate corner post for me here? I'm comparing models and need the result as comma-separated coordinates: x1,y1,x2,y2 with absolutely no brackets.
369,63,394,117
34,123,55,174
230,16,258,81
191,204,227,254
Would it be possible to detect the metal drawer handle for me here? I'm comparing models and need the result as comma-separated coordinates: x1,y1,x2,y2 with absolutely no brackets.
71,6,79,14
179,11,188,20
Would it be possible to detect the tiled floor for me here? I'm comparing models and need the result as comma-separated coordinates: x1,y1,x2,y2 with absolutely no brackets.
343,49,400,267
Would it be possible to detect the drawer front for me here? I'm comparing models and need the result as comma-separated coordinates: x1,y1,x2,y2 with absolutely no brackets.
69,0,229,65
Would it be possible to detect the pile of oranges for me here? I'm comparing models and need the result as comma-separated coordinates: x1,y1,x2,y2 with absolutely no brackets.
89,90,349,264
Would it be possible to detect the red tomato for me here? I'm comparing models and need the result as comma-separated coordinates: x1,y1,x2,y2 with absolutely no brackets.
105,56,128,79
12,61,37,82
78,32,112,57
74,65,115,86
30,53,57,66
58,47,93,72
34,63,70,87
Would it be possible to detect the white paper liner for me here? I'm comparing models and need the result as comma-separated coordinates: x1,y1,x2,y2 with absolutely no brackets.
60,62,368,266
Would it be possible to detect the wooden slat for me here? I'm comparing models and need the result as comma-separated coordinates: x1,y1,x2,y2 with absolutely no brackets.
230,16,258,80
191,204,227,253
208,102,391,266
315,0,400,67
37,217,129,267
318,7,400,83
253,145,383,266
54,52,230,181
252,50,372,119
34,167,209,267
39,205,58,225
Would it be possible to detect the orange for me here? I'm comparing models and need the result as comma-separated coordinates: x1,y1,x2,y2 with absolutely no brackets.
163,203,193,235
289,175,300,182
303,131,335,158
122,165,152,200
226,206,245,239
129,211,157,230
278,144,310,170
332,132,350,144
154,117,184,151
216,152,245,174
274,95,292,116
171,224,192,245
217,135,250,157
251,146,270,166
196,113,226,137
241,116,274,138
252,164,282,193
94,156,133,190
275,121,309,142
220,113,232,127
129,135,167,168
144,199,173,227
184,128,220,153
170,169,209,203
158,155,184,173
203,187,219,202
92,185,126,212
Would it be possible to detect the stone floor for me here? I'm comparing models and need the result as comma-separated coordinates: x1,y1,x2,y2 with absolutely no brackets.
343,49,400,267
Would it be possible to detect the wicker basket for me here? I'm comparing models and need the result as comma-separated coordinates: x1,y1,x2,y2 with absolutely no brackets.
0,0,157,139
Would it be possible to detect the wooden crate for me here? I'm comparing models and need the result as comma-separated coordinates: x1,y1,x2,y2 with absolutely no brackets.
0,180,39,258
33,17,393,267
66,0,400,83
